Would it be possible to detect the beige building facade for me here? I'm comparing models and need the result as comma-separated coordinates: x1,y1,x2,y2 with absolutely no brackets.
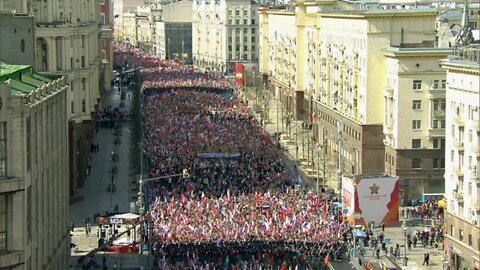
259,4,439,191
192,0,259,72
382,47,451,203
28,0,103,202
442,46,480,270
0,63,69,270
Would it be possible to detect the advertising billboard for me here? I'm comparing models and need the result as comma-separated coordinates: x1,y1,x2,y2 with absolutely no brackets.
235,63,245,87
342,175,400,226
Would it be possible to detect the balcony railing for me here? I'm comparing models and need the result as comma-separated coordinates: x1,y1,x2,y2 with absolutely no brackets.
454,166,464,176
428,128,444,138
454,140,464,151
433,110,446,118
454,116,465,126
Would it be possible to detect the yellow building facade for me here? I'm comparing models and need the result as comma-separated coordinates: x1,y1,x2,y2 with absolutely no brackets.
259,4,439,189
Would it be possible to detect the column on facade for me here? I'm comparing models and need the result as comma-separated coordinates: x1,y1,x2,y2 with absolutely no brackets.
47,37,57,72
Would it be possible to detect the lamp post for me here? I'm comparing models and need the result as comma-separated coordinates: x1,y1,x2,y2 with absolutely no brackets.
316,143,320,193
402,225,408,266
137,170,189,268
337,121,343,193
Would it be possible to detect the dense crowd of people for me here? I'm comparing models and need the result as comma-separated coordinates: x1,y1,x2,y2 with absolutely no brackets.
113,43,234,90
142,89,349,268
112,40,351,268
95,106,128,129
403,200,445,222
107,44,451,269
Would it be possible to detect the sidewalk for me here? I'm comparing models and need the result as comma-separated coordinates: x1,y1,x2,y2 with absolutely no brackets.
69,83,143,268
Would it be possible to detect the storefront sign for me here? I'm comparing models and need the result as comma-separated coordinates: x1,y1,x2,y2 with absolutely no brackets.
109,218,124,224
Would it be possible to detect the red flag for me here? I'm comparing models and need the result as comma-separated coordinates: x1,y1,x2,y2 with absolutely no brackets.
324,254,330,265
181,193,187,204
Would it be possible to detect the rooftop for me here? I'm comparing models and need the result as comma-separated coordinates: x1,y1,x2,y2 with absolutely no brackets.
0,62,56,96
0,62,30,79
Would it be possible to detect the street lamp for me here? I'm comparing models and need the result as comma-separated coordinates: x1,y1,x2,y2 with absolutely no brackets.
402,225,408,266
137,170,189,267
337,121,343,193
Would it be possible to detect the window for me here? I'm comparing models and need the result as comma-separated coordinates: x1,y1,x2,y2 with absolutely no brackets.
441,79,446,89
81,35,85,48
468,234,473,246
251,45,255,51
433,139,445,149
71,101,75,113
21,39,25,52
412,158,421,169
81,56,85,68
235,45,240,51
82,99,86,113
412,120,421,130
412,139,421,149
243,37,247,42
228,45,232,51
450,225,455,236
433,99,446,110
70,57,74,69
433,79,439,89
412,100,422,110
235,10,240,15
243,45,248,51
251,28,256,34
413,80,422,90
100,14,105,25
252,19,255,24
0,123,6,178
243,28,248,34
251,36,255,42
243,19,247,25
459,229,464,241
433,158,445,169
235,19,239,25
82,78,86,90
0,195,5,251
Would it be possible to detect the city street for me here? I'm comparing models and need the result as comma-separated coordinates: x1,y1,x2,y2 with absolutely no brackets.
69,83,148,269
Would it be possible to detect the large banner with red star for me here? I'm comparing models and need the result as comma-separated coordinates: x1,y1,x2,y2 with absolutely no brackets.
341,175,400,226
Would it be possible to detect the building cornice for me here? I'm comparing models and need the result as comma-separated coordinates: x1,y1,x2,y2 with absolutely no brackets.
382,47,453,58
318,9,438,19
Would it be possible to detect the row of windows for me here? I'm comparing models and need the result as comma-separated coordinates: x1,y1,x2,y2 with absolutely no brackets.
228,45,256,52
389,138,445,155
411,158,445,169
228,19,255,25
229,36,256,43
412,119,446,130
449,225,480,251
411,99,446,110
231,28,256,35
412,79,446,90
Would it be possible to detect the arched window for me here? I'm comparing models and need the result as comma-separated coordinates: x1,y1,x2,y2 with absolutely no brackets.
21,39,25,52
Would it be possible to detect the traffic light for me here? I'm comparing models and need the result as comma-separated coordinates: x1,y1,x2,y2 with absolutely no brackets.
182,169,189,178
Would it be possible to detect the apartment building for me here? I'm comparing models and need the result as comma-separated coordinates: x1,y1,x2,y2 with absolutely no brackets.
113,0,146,41
382,47,452,203
28,0,102,202
155,0,192,63
192,0,259,72
259,3,439,191
442,45,480,270
0,63,69,270
101,0,114,91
